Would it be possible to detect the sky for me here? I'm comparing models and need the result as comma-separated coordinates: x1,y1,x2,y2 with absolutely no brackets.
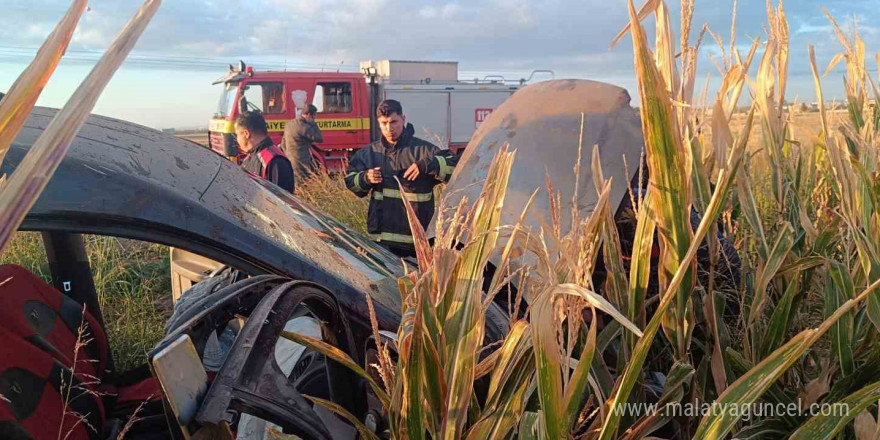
0,0,877,129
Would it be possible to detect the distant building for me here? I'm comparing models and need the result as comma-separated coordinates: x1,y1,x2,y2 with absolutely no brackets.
808,101,847,111
162,128,176,135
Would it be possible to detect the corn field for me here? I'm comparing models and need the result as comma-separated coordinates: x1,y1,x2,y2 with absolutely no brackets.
289,1,880,439
2,0,880,439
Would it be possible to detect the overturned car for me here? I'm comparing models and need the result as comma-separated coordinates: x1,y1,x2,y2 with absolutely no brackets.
1,80,738,439
1,105,512,439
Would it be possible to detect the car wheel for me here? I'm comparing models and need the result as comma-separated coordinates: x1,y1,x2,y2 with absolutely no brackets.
238,307,357,440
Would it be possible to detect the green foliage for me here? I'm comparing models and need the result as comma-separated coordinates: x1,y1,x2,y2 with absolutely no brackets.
1,233,171,371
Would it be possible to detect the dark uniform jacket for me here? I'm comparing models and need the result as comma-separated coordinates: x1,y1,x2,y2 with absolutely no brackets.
281,116,323,177
241,137,295,193
344,123,458,256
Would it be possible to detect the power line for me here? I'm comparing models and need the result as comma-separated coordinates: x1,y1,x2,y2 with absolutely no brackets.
5,44,856,86
0,46,552,79
0,45,359,73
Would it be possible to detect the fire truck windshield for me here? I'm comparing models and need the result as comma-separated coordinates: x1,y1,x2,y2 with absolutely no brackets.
215,84,238,118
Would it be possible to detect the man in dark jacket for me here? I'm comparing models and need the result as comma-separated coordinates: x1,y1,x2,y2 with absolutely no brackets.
281,104,324,178
344,99,458,258
235,111,295,192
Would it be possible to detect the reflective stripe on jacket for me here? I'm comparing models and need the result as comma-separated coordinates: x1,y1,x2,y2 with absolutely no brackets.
344,123,458,248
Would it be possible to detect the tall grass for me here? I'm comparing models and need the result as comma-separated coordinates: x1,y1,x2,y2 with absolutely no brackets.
3,1,879,439
0,0,163,372
293,1,880,439
1,233,171,371
296,166,369,234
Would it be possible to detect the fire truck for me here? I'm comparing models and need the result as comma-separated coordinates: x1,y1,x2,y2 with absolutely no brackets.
208,60,551,170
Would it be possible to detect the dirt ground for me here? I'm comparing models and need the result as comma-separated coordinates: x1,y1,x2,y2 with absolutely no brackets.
178,111,843,152
726,110,848,152
176,132,208,146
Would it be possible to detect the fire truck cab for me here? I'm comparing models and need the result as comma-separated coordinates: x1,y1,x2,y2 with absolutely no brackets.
209,60,542,171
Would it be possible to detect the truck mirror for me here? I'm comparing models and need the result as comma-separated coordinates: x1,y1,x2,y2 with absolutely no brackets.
239,96,248,114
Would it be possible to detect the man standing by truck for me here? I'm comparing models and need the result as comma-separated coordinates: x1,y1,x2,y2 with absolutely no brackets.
235,111,295,193
281,104,323,178
345,99,458,258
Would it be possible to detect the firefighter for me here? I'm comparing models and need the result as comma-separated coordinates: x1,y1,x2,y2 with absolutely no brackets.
234,111,295,192
345,99,458,258
281,104,324,178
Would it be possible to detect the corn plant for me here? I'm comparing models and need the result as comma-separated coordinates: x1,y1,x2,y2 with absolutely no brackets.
0,2,160,440
288,1,880,439
287,144,643,439
693,4,880,440
0,0,161,255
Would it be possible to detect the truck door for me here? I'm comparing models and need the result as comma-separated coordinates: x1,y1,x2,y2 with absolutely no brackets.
311,79,366,168
239,80,289,145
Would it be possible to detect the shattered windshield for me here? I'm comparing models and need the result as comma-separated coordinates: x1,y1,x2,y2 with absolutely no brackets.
215,84,238,118
247,175,403,280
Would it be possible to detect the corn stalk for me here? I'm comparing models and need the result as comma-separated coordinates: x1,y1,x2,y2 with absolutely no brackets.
0,0,162,255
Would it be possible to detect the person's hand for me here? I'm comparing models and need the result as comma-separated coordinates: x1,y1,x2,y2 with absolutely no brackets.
403,163,420,181
365,167,382,184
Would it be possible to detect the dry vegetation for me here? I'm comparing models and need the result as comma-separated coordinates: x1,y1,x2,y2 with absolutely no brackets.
2,0,880,439
288,1,880,439
2,234,173,372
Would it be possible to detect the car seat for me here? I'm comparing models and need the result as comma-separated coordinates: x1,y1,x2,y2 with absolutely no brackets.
0,264,167,440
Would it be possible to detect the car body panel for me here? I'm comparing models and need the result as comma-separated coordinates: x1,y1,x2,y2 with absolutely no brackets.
431,79,645,249
4,107,404,330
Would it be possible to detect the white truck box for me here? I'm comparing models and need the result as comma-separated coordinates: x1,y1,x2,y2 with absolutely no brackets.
381,84,518,147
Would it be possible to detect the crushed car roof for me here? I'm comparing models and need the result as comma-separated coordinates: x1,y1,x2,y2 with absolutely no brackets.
4,107,404,328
